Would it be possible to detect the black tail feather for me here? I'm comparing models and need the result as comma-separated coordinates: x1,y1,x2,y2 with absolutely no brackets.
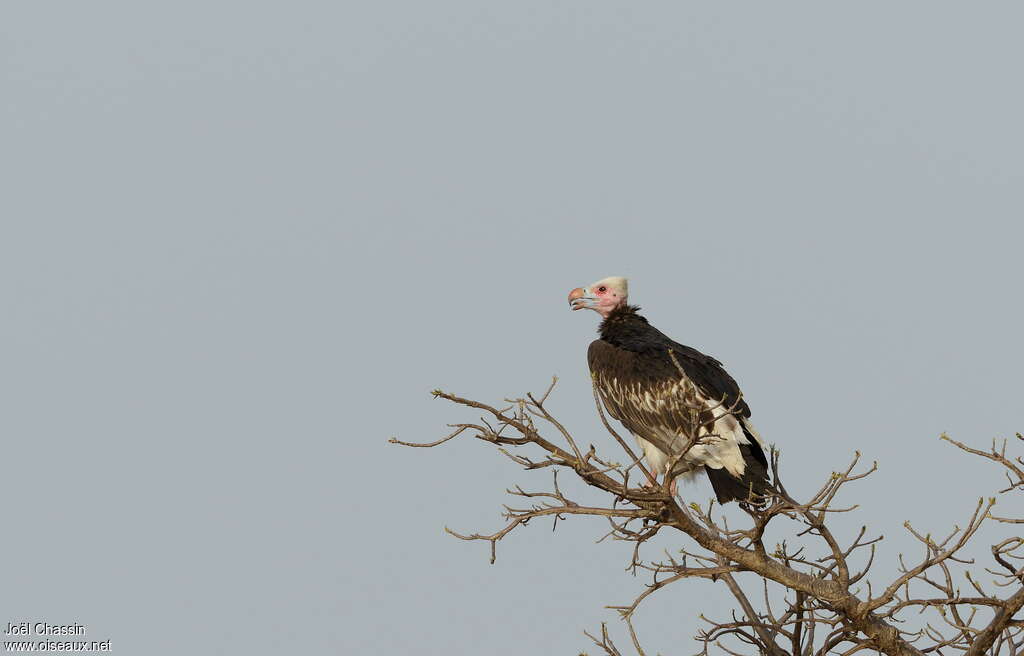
705,444,772,504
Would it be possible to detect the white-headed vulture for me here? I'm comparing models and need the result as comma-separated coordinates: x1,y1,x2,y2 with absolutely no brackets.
569,276,770,504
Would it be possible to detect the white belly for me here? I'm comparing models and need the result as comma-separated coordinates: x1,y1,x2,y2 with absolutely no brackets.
634,409,765,480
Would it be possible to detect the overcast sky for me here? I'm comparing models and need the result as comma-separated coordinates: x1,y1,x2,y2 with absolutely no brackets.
3,3,1023,654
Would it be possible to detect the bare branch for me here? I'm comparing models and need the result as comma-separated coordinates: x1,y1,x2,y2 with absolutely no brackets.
397,383,1024,656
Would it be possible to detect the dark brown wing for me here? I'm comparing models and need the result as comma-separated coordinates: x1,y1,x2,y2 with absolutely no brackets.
588,339,710,456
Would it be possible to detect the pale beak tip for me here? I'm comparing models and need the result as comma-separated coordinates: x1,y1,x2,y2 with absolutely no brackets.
568,287,584,311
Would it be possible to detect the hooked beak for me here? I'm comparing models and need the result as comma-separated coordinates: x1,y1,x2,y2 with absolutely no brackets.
568,287,596,311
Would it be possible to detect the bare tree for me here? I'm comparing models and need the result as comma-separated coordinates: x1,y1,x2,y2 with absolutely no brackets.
391,377,1024,656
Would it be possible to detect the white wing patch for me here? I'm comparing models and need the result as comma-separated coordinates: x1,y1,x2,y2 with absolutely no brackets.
685,396,749,478
600,376,762,481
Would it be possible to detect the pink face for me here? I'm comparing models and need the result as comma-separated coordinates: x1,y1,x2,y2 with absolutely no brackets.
568,279,627,318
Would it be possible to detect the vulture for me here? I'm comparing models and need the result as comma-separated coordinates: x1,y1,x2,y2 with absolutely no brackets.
568,276,771,503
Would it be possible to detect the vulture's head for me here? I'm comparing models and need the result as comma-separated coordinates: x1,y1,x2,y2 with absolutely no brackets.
568,276,628,318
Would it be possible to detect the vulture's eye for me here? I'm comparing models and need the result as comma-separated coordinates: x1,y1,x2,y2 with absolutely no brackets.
598,286,607,293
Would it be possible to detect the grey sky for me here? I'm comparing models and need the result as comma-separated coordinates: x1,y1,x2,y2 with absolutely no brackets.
3,2,1023,654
